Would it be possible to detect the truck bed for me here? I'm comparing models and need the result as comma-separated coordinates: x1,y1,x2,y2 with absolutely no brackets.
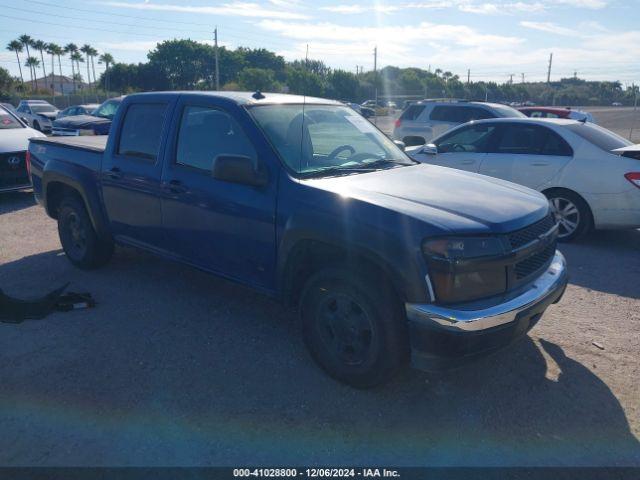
30,135,107,153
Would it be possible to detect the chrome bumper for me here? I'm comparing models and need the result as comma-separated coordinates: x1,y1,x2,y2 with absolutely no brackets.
406,250,567,333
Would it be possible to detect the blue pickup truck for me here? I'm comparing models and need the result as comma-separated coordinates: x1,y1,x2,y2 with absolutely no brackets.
28,91,567,387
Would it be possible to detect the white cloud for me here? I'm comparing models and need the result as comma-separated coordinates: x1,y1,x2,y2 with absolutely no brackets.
553,0,608,9
520,21,577,36
99,1,310,19
460,2,546,14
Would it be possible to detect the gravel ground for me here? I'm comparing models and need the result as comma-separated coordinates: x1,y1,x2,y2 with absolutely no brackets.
1,191,639,467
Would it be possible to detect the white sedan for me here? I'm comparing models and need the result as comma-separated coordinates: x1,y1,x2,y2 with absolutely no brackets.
0,105,45,193
407,118,640,241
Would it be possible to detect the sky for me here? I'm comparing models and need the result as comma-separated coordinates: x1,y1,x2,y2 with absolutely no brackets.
1,0,639,85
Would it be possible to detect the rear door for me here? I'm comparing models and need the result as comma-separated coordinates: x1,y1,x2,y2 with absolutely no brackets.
422,122,498,172
160,96,278,289
479,123,573,189
101,97,173,249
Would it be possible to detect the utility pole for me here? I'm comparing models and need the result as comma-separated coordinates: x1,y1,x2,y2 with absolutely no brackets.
467,69,470,84
214,27,220,90
573,70,577,80
521,73,525,84
509,74,514,84
373,46,378,108
547,52,553,84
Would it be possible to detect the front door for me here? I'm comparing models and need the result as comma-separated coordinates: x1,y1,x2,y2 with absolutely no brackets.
160,97,278,289
426,122,499,173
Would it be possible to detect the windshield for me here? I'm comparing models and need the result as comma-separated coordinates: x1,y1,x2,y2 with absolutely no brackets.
249,104,413,176
491,104,526,118
565,122,632,151
30,104,56,113
0,107,23,129
94,100,121,119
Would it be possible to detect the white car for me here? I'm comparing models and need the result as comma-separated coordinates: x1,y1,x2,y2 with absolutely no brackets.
15,100,59,133
0,105,46,192
407,118,640,241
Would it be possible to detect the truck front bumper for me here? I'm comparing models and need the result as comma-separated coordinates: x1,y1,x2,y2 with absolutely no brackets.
406,250,567,371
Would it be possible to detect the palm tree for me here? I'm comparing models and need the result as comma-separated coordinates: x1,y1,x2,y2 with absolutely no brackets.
89,47,99,85
33,40,48,87
19,35,34,89
64,43,78,92
48,43,64,96
25,57,40,91
80,44,92,89
6,40,24,87
98,52,114,92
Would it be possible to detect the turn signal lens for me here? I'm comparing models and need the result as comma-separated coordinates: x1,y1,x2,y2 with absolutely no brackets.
624,172,640,189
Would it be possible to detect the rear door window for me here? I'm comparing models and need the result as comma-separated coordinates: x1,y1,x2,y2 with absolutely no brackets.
430,106,463,122
492,124,573,155
400,104,425,121
117,103,168,161
565,122,632,151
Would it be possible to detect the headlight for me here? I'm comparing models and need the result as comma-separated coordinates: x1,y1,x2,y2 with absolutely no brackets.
423,236,504,261
423,236,507,304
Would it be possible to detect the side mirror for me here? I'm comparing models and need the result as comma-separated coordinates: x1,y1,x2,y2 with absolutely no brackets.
212,155,268,187
20,116,29,124
421,143,438,155
393,140,406,151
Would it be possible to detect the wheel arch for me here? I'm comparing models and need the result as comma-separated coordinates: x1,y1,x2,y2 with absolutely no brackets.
542,186,595,230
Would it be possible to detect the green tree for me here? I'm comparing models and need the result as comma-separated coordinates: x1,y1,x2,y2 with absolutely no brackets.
6,40,24,88
99,53,115,91
237,48,285,80
238,67,279,91
0,66,14,99
64,43,79,92
32,40,48,85
25,56,39,90
148,39,214,89
326,69,358,100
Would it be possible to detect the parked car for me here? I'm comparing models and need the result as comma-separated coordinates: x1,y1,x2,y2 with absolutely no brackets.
612,102,623,107
28,91,567,387
15,100,59,133
407,117,640,241
1,102,19,117
386,101,397,109
57,104,101,119
393,100,525,146
519,106,595,123
346,102,374,118
0,104,45,192
52,97,123,136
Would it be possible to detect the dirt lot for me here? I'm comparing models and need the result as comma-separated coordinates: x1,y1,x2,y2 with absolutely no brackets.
374,106,640,143
1,190,639,467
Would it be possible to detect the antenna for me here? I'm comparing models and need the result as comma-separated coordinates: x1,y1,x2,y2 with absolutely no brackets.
298,44,309,174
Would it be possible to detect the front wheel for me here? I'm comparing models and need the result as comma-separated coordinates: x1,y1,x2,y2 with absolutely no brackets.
58,196,114,269
546,190,592,242
300,268,408,388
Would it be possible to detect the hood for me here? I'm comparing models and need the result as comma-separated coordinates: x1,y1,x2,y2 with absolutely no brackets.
37,112,58,120
0,127,46,152
53,114,111,129
306,164,549,234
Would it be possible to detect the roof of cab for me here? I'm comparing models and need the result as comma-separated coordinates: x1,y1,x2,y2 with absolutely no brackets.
127,91,342,106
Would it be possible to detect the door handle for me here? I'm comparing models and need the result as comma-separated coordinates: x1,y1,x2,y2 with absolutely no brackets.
167,179,187,194
106,167,122,179
532,162,549,166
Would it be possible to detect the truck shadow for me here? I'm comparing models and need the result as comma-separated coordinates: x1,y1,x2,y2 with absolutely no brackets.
559,229,640,299
0,190,36,215
1,247,638,466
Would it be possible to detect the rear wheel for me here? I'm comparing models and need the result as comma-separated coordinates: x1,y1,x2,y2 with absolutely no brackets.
300,268,408,388
545,189,592,242
58,196,114,269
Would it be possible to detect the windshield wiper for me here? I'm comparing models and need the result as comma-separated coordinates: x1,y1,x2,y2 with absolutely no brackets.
300,159,411,178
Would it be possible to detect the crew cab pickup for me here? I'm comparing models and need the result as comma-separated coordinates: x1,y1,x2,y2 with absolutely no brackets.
28,92,568,387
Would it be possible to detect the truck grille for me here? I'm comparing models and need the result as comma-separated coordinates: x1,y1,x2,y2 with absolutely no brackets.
515,244,556,279
508,214,556,249
0,151,29,190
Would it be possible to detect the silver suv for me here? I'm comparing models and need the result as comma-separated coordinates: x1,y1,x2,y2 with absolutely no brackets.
393,99,524,146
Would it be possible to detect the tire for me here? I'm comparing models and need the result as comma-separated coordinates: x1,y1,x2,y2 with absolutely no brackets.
545,189,592,242
57,196,114,269
300,267,408,388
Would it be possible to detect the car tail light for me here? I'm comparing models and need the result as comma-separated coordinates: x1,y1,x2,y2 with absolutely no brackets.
625,172,640,189
25,150,31,177
394,118,401,128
